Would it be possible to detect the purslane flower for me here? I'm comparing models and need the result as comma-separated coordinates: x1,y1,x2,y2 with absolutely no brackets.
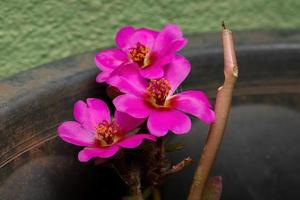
110,55,215,137
95,24,187,82
57,98,156,162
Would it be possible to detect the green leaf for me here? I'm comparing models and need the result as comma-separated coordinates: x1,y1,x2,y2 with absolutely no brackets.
203,176,222,200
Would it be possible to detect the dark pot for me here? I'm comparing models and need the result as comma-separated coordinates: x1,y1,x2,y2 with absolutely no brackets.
1,30,300,200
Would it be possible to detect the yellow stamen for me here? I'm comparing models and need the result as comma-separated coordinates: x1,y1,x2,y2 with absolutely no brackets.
96,120,122,146
146,78,171,107
128,42,151,68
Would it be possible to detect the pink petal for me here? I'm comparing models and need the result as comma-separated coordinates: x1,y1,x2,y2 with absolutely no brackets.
73,100,88,124
86,98,111,122
96,71,111,83
125,29,156,52
73,99,111,131
172,91,215,124
137,28,158,39
168,39,188,53
150,38,187,71
113,94,152,119
147,109,191,137
139,64,164,79
115,26,136,49
164,55,191,94
94,49,128,71
78,145,120,162
117,134,156,148
153,24,187,56
73,100,94,131
58,121,95,146
150,53,174,71
108,63,147,96
114,111,145,133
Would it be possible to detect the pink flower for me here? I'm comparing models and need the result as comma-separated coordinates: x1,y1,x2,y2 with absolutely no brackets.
57,98,156,162
111,55,215,137
95,24,187,82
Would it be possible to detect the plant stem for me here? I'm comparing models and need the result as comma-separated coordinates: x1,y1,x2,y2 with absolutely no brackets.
111,153,144,200
129,166,144,200
152,137,165,194
162,157,193,177
187,22,238,200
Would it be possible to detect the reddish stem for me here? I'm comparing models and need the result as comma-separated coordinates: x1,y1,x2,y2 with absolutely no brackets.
187,22,238,200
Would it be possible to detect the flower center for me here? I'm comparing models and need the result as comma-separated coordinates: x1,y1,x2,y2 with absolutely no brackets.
128,42,151,68
146,78,171,106
96,120,123,146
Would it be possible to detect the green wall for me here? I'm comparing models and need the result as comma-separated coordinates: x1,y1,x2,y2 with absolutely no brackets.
1,0,300,79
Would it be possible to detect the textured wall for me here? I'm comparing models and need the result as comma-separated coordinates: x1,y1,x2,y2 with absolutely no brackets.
1,0,300,79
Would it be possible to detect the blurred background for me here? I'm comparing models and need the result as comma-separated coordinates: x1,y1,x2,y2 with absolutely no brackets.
1,0,300,79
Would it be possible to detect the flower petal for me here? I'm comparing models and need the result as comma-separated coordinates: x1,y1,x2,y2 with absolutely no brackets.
164,55,191,95
113,94,152,119
172,91,215,124
78,145,120,162
73,100,94,131
96,71,111,83
58,121,95,146
147,109,191,137
86,98,111,122
95,49,128,71
117,134,156,148
115,26,136,49
137,28,158,39
139,64,164,79
114,111,145,133
108,63,148,96
153,24,187,56
73,99,111,131
73,100,88,124
150,53,174,71
125,29,156,51
150,38,187,71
